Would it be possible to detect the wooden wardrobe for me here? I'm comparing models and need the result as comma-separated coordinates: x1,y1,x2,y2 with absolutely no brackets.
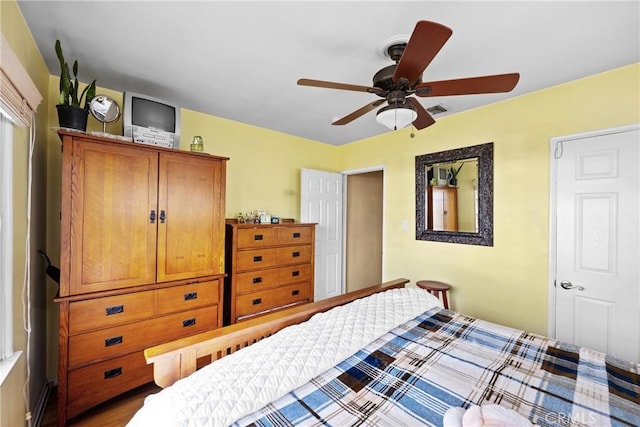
427,185,458,231
54,130,228,425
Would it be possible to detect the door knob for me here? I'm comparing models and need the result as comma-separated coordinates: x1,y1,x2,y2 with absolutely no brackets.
560,280,585,291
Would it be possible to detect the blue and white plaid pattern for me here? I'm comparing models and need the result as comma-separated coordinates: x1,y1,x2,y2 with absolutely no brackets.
233,308,640,426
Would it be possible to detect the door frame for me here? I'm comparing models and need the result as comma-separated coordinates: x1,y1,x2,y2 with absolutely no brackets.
547,123,640,337
340,165,386,290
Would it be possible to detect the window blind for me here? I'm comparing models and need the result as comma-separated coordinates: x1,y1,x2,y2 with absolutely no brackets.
0,34,42,127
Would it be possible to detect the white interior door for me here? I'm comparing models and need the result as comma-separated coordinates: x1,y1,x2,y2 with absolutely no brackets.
552,126,639,362
301,168,344,301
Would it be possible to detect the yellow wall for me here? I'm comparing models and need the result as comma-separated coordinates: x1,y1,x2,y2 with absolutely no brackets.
338,63,640,335
0,1,50,425
180,110,337,219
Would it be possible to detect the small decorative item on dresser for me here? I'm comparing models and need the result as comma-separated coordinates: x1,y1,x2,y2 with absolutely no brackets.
190,135,204,152
270,216,280,224
260,213,271,224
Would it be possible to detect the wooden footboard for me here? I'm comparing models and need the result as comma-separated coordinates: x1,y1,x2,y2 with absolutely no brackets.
145,278,410,388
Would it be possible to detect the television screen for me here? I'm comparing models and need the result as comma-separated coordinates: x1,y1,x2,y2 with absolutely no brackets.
131,97,176,133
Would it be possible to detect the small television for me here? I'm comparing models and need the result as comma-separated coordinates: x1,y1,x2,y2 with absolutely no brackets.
123,92,181,149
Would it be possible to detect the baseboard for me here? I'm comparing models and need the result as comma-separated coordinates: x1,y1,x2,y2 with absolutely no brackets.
32,380,54,427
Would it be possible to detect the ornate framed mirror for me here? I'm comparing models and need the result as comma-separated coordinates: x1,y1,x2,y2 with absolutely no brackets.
415,142,493,246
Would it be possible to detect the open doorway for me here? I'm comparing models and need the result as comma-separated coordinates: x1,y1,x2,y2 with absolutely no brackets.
344,169,384,292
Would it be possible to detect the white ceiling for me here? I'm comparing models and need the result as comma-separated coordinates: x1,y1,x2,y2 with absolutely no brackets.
17,1,640,146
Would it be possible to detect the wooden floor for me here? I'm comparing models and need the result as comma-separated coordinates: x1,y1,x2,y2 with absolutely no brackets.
41,382,161,427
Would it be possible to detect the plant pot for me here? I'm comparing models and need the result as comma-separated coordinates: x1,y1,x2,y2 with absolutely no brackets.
56,105,89,131
449,178,458,187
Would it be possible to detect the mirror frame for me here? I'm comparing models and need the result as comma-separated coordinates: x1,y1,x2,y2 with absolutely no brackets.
415,142,493,246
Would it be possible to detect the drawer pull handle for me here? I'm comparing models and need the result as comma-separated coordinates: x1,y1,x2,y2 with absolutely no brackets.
293,232,301,238
104,367,122,379
292,251,300,257
292,270,300,277
183,318,196,327
253,255,262,262
252,277,262,284
105,305,124,316
252,298,262,305
292,289,300,296
184,292,198,301
105,336,123,347
254,234,263,241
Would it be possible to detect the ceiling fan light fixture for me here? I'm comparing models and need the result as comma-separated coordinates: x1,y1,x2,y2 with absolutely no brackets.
376,103,417,130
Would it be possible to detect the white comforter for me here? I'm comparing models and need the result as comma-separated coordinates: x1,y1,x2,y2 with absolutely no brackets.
127,287,442,427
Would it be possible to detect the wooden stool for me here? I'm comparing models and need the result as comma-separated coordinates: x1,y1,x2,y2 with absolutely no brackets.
416,280,451,309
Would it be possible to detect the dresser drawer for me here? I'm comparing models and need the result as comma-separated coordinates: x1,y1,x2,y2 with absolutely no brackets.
69,290,155,334
68,306,218,368
237,227,278,248
278,263,311,285
235,268,279,294
236,248,278,271
276,245,312,265
156,280,220,315
67,351,152,419
236,282,312,319
277,226,313,245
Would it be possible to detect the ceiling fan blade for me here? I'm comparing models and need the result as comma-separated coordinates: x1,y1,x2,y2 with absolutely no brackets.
297,78,382,94
393,21,453,86
415,73,520,97
407,97,435,130
332,99,386,125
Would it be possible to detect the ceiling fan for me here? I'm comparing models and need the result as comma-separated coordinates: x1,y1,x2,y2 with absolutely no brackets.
297,20,520,131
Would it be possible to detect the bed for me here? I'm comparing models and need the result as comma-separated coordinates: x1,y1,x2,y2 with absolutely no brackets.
128,279,640,426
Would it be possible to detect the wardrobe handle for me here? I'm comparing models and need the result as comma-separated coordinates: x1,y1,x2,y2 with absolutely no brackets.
182,318,196,327
105,305,124,316
291,270,300,277
252,277,262,284
253,255,262,262
160,210,166,223
252,298,262,305
150,210,156,224
105,336,123,347
254,234,263,241
292,289,300,296
104,367,122,379
292,251,300,257
184,292,198,301
293,232,301,238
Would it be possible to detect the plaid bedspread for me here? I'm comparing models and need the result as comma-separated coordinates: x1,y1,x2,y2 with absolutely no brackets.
233,308,640,427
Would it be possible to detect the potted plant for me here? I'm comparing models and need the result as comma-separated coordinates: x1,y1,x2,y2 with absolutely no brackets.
448,163,463,187
55,39,96,131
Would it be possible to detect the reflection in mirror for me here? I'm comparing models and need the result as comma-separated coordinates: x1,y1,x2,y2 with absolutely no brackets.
89,95,121,133
416,142,493,246
426,158,478,232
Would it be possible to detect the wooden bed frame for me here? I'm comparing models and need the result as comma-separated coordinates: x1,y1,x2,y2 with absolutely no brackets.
144,278,410,388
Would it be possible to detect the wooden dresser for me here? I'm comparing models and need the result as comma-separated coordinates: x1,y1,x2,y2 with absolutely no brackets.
55,130,228,425
224,222,315,324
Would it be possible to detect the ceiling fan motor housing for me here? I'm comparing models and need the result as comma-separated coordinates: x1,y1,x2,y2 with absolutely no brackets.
373,42,423,98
